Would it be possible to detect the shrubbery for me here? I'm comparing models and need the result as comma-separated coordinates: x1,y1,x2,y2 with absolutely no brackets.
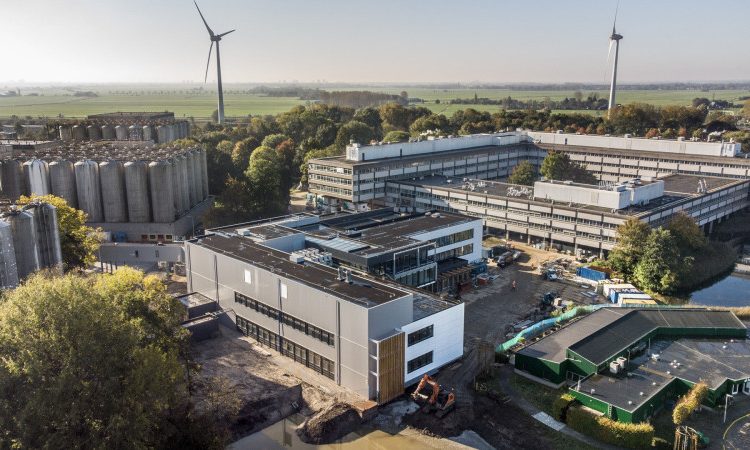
673,382,708,425
566,406,654,449
552,393,576,421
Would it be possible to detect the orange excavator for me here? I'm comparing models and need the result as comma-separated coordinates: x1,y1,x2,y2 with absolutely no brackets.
411,374,456,418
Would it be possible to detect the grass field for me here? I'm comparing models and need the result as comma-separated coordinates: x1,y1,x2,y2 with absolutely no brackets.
1,85,747,119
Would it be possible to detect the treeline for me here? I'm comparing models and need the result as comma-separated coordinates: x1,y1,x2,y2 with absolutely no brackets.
184,101,749,227
450,94,743,111
254,86,409,109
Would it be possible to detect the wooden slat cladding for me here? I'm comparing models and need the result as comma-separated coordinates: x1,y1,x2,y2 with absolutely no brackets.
377,332,405,404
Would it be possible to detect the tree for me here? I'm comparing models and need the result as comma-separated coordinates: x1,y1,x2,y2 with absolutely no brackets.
539,151,597,184
508,160,537,186
409,114,449,136
633,227,681,294
246,145,286,215
334,120,376,149
667,212,707,252
0,269,204,448
743,99,750,120
231,136,260,170
353,107,383,139
382,130,410,143
17,194,101,270
608,219,651,279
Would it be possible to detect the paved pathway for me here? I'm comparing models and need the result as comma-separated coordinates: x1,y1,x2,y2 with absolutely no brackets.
496,365,623,450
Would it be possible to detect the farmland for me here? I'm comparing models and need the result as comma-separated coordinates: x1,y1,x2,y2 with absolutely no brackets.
0,84,747,119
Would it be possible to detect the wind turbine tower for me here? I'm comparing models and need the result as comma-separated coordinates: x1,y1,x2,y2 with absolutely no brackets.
194,1,235,124
607,8,623,114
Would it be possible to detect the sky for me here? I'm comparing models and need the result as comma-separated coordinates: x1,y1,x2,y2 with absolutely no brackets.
1,0,748,84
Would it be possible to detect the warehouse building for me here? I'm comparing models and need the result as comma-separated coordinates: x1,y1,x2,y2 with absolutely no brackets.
185,225,465,403
384,173,749,257
514,307,749,423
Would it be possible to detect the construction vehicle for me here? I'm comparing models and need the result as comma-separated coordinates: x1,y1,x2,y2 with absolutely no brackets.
411,374,456,418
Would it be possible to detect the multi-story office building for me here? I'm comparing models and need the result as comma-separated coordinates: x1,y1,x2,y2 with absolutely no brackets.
384,174,749,257
185,225,464,403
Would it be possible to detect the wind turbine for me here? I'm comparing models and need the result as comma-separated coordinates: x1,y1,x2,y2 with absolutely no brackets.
607,3,623,116
194,1,234,124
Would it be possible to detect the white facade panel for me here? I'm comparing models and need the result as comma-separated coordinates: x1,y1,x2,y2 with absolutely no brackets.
401,303,464,385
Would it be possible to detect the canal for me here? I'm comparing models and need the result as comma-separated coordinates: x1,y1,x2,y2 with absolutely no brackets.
688,272,750,307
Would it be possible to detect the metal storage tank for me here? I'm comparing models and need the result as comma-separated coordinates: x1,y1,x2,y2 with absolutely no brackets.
101,124,116,140
115,125,127,140
142,125,153,142
186,150,198,206
26,203,63,272
156,125,166,144
176,154,191,213
1,160,25,201
148,160,175,223
23,159,51,196
99,160,128,223
74,160,104,222
128,125,143,141
86,125,102,140
124,161,151,222
49,160,78,208
200,148,209,199
4,209,40,280
59,126,73,141
0,220,19,288
71,124,86,141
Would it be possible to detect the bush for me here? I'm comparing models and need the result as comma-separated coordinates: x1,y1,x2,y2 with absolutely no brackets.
566,406,654,449
652,437,672,450
673,382,708,425
552,393,576,421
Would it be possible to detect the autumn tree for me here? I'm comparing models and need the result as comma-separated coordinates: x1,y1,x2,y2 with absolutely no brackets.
382,130,410,143
508,161,537,186
540,151,597,184
17,194,101,269
608,218,651,280
633,227,682,294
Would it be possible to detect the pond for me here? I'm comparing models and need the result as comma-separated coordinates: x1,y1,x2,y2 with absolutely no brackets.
688,273,750,307
229,414,436,450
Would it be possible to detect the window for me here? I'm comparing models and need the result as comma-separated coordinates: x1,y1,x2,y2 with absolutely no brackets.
244,269,252,284
407,351,434,373
408,325,434,346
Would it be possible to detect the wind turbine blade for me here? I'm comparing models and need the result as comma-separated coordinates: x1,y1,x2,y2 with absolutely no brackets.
204,41,214,84
194,0,215,37
612,0,620,33
217,29,235,38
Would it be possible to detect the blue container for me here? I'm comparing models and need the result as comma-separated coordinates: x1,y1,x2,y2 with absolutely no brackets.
577,266,607,281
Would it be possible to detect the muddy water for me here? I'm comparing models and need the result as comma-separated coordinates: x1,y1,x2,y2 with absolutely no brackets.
230,414,435,449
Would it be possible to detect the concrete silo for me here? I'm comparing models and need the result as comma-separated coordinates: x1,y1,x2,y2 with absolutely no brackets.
87,125,102,140
148,160,175,223
1,160,26,201
156,125,167,144
184,150,196,207
49,160,78,208
101,124,116,140
199,148,209,199
0,220,19,289
115,125,128,141
23,159,51,196
142,125,153,142
74,160,104,223
25,203,63,272
99,160,128,223
128,125,143,141
3,208,40,280
59,126,73,141
189,150,202,206
176,154,191,213
168,158,185,217
71,125,86,141
123,161,151,223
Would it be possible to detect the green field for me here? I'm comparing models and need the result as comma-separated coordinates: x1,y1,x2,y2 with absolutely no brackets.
0,85,747,119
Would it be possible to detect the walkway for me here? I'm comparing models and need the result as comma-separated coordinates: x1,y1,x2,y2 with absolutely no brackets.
496,365,623,450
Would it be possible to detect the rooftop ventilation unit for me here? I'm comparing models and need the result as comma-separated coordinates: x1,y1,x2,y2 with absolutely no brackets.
345,270,353,284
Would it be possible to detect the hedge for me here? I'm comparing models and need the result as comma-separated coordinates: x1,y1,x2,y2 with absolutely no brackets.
567,406,654,449
673,381,708,425
552,393,576,421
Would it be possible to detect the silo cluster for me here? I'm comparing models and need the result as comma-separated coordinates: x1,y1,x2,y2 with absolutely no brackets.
58,120,190,144
0,143,209,225
0,202,63,289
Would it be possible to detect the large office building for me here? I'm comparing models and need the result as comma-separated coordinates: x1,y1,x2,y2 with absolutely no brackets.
514,307,749,423
308,131,749,256
185,214,466,403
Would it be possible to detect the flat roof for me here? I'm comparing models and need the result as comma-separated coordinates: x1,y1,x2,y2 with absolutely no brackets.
661,173,743,194
577,338,750,413
236,224,298,240
177,292,215,308
193,233,409,307
413,293,456,321
538,142,750,166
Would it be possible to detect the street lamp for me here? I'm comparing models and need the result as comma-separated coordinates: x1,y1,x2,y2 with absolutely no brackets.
724,394,734,423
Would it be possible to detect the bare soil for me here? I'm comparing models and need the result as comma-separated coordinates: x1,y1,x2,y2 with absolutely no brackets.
297,402,361,444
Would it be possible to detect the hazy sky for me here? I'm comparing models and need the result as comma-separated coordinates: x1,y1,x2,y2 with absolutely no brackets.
2,0,748,84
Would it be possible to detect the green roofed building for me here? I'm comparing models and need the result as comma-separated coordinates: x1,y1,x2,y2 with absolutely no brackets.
514,307,750,423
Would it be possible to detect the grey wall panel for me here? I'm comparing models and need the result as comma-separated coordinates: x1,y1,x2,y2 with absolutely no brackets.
367,297,413,340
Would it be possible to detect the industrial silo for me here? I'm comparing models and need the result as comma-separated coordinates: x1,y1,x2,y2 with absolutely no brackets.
148,160,175,223
190,150,202,206
0,220,19,289
115,125,127,141
71,125,86,141
59,126,73,141
184,150,196,207
124,161,151,222
87,125,102,140
49,160,78,208
176,154,191,213
25,203,63,272
23,159,51,196
199,148,209,199
142,125,153,142
1,160,25,201
128,125,143,141
156,125,166,144
4,208,40,280
101,124,116,140
74,160,104,222
99,160,128,223
168,158,185,217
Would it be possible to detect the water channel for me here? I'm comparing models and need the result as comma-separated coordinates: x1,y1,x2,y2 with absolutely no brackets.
687,272,750,306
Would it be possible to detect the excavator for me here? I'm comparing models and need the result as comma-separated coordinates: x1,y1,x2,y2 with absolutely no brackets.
411,374,456,418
